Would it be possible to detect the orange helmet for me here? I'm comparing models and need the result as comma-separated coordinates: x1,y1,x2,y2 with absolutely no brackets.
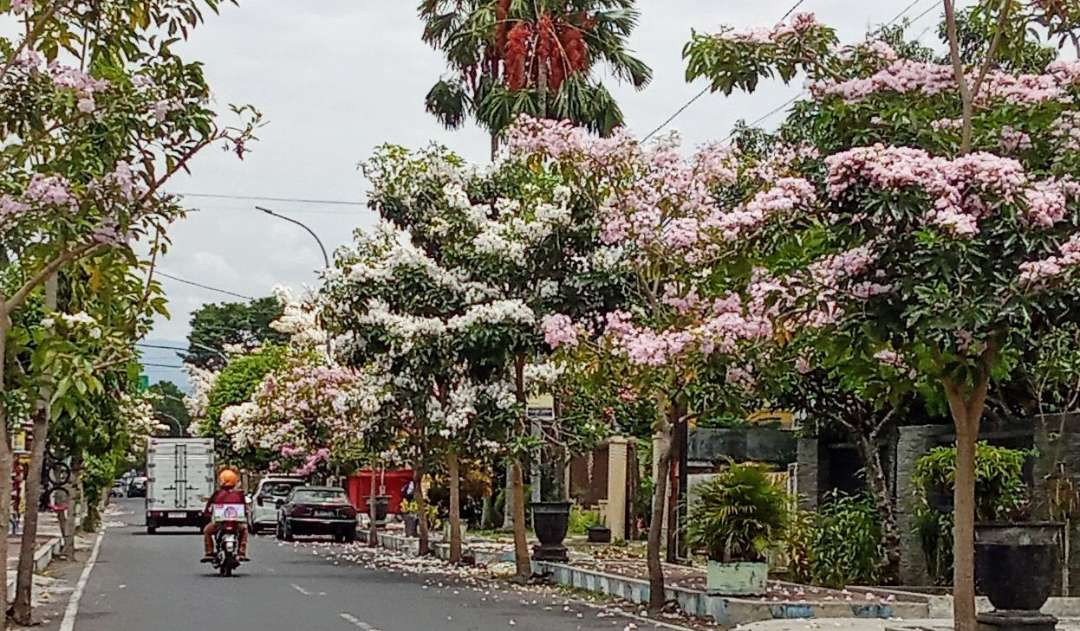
218,469,239,488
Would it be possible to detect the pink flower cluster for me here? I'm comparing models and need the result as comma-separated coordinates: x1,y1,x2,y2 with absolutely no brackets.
825,145,1029,237
704,177,818,242
504,116,637,168
293,448,331,477
11,0,31,15
0,195,29,220
717,12,822,45
1019,232,1080,287
24,174,76,210
999,126,1033,153
1022,178,1080,228
541,313,579,349
1050,111,1080,154
811,59,1080,106
725,364,757,391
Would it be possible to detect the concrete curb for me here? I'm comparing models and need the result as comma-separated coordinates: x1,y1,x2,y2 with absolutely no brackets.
6,536,64,600
532,561,930,627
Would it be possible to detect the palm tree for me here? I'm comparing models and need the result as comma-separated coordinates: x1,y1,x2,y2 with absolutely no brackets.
419,0,652,147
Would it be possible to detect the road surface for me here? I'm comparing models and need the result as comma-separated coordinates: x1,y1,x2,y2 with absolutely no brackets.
74,500,655,631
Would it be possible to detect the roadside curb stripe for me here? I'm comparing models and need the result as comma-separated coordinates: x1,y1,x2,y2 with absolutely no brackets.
60,527,107,631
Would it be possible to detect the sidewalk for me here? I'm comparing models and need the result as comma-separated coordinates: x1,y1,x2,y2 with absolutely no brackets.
6,511,65,600
741,618,1080,631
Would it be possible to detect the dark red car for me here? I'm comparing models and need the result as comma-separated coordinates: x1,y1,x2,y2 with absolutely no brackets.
275,486,358,542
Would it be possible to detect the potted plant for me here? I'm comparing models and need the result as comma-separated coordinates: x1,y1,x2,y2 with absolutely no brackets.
687,462,788,596
400,499,420,538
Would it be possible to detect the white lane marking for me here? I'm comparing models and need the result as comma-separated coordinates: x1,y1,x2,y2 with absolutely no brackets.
290,583,312,596
339,612,379,630
59,527,106,631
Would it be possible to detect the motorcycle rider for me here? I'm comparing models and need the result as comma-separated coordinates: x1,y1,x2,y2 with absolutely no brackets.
201,468,249,563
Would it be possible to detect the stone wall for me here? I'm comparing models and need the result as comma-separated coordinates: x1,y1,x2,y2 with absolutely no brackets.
895,425,952,586
687,427,796,468
795,438,825,510
1032,413,1080,595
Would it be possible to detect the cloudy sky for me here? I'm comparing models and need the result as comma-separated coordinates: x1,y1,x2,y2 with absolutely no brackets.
145,0,954,381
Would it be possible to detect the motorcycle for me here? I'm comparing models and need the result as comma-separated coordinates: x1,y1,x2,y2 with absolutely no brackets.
210,504,246,577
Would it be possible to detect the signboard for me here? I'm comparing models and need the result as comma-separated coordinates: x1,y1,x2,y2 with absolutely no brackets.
10,429,27,455
212,504,246,522
137,375,150,392
526,393,554,421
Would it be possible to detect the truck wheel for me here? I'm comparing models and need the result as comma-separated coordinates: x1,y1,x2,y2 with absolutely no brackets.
344,530,356,543
147,525,156,535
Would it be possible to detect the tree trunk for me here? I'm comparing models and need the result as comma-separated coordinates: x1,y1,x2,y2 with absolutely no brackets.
510,355,531,583
501,463,514,531
854,432,899,582
0,315,11,631
510,458,530,582
415,466,429,557
648,422,673,612
367,467,378,548
447,451,462,564
60,455,82,559
945,375,990,631
480,470,495,531
12,406,49,624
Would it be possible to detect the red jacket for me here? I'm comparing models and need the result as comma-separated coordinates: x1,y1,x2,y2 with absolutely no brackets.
204,488,246,516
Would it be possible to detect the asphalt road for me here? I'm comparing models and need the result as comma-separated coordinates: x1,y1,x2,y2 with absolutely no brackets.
74,500,654,631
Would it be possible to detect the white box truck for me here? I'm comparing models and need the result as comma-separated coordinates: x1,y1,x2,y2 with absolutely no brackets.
145,437,216,534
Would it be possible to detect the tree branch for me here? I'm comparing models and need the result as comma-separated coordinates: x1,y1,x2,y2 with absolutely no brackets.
0,2,64,85
4,242,101,314
943,0,975,154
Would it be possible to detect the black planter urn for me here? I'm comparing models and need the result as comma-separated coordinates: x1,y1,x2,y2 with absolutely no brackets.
531,501,571,562
587,525,612,544
975,523,1061,631
403,514,419,538
370,495,390,527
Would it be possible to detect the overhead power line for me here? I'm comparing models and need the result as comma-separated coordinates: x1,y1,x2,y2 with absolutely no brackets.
154,271,256,301
175,192,364,207
142,362,186,369
643,0,938,141
136,342,190,353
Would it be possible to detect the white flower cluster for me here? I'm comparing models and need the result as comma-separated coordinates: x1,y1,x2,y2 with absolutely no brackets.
446,299,536,330
523,361,565,394
41,311,103,339
220,401,260,449
430,377,517,438
270,285,329,349
119,392,157,439
470,192,573,261
183,364,218,422
347,225,496,301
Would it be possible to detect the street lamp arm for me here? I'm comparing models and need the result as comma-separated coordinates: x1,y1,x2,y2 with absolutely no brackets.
255,206,330,269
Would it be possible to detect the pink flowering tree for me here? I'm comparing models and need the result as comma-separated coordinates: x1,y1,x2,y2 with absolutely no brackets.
0,2,259,625
684,3,1080,628
526,116,819,607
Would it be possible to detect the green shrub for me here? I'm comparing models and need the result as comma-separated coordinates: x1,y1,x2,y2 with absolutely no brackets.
912,442,1032,584
808,493,883,588
687,463,789,562
568,506,604,535
783,510,815,584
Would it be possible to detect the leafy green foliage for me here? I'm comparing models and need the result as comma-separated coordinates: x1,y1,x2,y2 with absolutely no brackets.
148,380,191,437
201,345,286,459
686,463,789,563
186,297,288,370
807,493,883,588
568,505,604,535
912,443,1031,583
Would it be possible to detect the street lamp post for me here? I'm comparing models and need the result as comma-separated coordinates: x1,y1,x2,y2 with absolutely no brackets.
253,206,333,357
254,206,330,269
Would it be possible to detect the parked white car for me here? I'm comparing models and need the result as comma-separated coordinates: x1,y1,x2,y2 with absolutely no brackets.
247,476,306,534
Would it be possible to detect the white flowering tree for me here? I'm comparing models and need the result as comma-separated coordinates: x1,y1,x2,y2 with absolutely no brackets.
358,132,631,580
320,224,520,561
682,3,1080,628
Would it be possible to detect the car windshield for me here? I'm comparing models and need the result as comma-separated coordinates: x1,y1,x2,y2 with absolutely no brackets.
291,489,348,504
263,482,300,497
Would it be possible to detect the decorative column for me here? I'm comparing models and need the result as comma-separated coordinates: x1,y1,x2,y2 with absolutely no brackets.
606,436,629,542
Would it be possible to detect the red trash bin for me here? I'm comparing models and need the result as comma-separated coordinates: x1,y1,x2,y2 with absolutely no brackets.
348,469,414,515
